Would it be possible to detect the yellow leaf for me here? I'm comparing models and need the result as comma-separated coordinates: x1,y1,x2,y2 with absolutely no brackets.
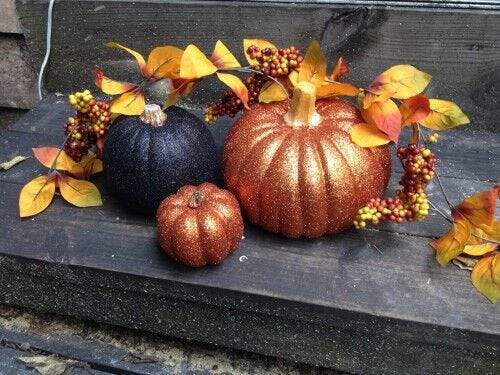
430,218,472,266
298,40,326,87
362,91,392,109
93,68,136,95
329,56,349,81
216,73,250,109
289,70,299,87
19,175,56,217
106,42,147,76
477,221,500,242
145,46,183,79
463,243,498,256
243,39,277,65
350,122,391,147
258,80,288,103
210,40,240,69
58,176,103,207
110,90,145,116
367,65,431,99
419,99,470,130
316,82,360,98
69,152,103,180
32,147,74,171
471,253,500,303
180,45,217,79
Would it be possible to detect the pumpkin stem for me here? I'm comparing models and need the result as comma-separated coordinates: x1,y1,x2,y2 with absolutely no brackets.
284,81,320,128
188,191,204,208
140,104,167,127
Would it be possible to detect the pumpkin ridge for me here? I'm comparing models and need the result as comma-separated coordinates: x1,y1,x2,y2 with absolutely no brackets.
329,136,360,195
231,127,288,211
314,137,335,229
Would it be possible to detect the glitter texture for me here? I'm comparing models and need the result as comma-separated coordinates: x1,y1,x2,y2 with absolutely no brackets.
156,183,244,267
222,98,392,238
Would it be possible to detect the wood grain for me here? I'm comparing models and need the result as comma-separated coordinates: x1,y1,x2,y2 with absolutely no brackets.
0,0,22,34
16,0,500,132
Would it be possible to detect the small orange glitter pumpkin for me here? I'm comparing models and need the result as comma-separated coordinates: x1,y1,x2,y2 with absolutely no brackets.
222,82,391,238
156,183,244,267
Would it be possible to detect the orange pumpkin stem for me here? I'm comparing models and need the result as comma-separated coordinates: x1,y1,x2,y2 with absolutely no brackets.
285,81,320,128
188,191,204,208
140,104,167,127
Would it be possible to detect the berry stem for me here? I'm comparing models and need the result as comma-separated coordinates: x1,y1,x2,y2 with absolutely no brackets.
434,170,454,210
411,123,419,144
235,67,291,103
428,199,453,223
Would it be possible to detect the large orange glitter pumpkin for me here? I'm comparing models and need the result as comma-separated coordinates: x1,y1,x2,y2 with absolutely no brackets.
222,82,391,238
156,183,244,267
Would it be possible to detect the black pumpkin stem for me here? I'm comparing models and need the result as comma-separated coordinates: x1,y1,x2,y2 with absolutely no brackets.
188,191,204,208
140,104,167,127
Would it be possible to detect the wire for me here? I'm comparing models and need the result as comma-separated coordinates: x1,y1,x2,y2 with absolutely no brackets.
37,0,56,100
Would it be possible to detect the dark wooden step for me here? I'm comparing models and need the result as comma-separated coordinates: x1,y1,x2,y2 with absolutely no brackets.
0,94,499,374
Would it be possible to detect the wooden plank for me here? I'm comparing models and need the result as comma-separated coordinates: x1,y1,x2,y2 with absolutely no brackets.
0,0,22,34
16,1,500,132
0,34,38,109
0,100,499,372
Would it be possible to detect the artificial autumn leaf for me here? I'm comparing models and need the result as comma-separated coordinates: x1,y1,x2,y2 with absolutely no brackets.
110,90,145,116
164,78,197,109
32,147,74,171
93,68,136,95
419,99,470,130
210,40,240,69
471,253,500,303
216,73,250,109
350,122,391,147
329,56,349,81
359,95,402,142
69,152,103,180
106,42,147,77
58,175,103,207
367,65,431,99
362,91,393,110
317,82,360,98
298,40,327,87
145,46,183,79
476,221,500,242
19,175,56,217
243,39,277,65
259,80,288,103
463,243,498,256
180,44,217,79
453,185,499,227
399,95,430,126
430,217,472,266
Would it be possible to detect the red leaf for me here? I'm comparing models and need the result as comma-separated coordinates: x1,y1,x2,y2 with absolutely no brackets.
399,95,430,126
329,56,349,81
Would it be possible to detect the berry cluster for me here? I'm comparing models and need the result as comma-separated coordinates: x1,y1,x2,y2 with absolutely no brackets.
204,73,265,124
246,45,303,77
64,90,110,161
354,142,437,229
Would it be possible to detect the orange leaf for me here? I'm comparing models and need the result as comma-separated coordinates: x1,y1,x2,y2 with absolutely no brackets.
399,95,430,126
69,152,103,180
360,95,402,142
329,56,349,81
110,90,145,116
58,175,103,207
430,217,472,266
453,186,499,227
216,73,249,110
210,40,240,69
180,45,217,79
164,78,197,108
419,99,470,130
350,122,391,147
471,253,500,303
106,42,147,77
93,67,136,95
145,46,183,79
317,82,360,98
367,65,431,99
362,91,392,109
243,39,277,65
32,147,74,171
298,40,326,87
258,80,288,103
19,175,56,217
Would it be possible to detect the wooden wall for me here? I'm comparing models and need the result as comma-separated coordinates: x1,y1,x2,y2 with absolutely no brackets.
0,0,37,132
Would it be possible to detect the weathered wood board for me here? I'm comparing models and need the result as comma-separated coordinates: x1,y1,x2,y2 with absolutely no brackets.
0,94,498,374
16,0,500,132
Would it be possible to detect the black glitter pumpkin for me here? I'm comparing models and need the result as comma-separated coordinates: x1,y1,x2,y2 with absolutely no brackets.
103,104,218,214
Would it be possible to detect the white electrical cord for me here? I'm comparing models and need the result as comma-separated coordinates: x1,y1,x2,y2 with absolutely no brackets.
37,0,56,100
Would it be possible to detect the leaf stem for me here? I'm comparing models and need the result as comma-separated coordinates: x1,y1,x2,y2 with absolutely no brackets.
428,200,453,223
